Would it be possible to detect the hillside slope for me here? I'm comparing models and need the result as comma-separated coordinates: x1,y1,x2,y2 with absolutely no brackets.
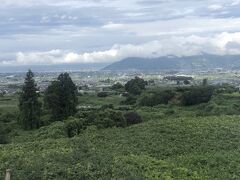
1,115,240,179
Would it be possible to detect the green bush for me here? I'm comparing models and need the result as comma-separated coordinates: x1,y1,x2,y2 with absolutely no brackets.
35,122,68,140
0,112,18,123
181,86,214,106
122,95,137,105
87,109,126,129
139,90,175,107
112,155,203,179
65,117,85,138
124,112,142,125
97,92,108,97
112,82,124,91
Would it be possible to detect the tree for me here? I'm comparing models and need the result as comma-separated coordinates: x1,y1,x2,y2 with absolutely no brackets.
202,78,208,86
97,91,108,97
139,90,175,107
125,77,147,95
112,82,124,90
19,70,41,130
183,80,190,85
44,73,78,120
181,86,214,106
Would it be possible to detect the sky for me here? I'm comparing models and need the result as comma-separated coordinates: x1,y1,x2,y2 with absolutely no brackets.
1,0,240,66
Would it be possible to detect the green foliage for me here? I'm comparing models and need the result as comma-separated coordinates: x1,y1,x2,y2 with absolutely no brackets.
97,91,108,97
65,117,85,138
44,73,78,121
18,70,41,130
111,82,124,91
181,86,214,106
87,109,126,129
0,112,18,123
36,122,67,140
139,90,175,107
2,115,240,179
198,94,240,116
124,112,142,125
3,84,240,179
202,78,208,86
0,126,8,144
65,108,140,138
112,155,203,179
125,76,147,95
123,95,137,105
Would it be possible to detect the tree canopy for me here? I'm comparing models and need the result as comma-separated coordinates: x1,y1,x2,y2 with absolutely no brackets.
125,77,147,95
19,70,41,130
44,73,78,121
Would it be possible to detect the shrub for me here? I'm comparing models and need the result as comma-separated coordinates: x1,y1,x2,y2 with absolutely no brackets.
112,82,124,90
122,95,137,105
35,122,67,140
0,112,18,123
97,92,108,97
40,114,52,126
139,90,175,107
100,104,114,110
88,109,126,128
65,117,85,138
124,112,142,125
164,109,175,116
181,86,214,106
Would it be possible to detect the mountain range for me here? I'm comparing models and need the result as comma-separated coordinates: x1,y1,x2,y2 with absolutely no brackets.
102,54,240,71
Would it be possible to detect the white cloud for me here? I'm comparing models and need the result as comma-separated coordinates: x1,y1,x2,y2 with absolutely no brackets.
101,17,240,36
208,4,224,11
102,22,124,30
2,32,240,66
231,0,240,6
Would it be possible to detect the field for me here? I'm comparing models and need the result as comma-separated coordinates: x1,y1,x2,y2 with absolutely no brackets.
1,88,240,179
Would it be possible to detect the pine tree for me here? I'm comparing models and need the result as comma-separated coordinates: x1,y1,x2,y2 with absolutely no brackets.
44,73,78,120
19,70,41,130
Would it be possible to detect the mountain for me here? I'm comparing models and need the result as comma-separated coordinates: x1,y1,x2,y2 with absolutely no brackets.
0,63,109,73
102,54,240,71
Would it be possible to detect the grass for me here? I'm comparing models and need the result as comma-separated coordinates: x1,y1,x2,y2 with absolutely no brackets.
0,95,18,113
78,94,124,108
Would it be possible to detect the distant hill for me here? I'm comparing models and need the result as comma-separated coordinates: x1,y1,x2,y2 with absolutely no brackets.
0,63,108,73
102,54,240,71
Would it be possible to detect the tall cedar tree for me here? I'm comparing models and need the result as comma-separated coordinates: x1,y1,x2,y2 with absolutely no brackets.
19,70,41,130
44,73,78,120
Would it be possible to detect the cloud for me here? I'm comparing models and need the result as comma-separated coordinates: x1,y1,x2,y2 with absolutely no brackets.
102,22,124,29
2,32,240,66
231,0,240,6
208,4,223,11
101,17,240,36
1,0,240,67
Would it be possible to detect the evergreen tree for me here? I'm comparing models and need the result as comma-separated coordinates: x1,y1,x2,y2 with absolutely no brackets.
44,73,78,120
19,70,41,130
202,78,208,86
